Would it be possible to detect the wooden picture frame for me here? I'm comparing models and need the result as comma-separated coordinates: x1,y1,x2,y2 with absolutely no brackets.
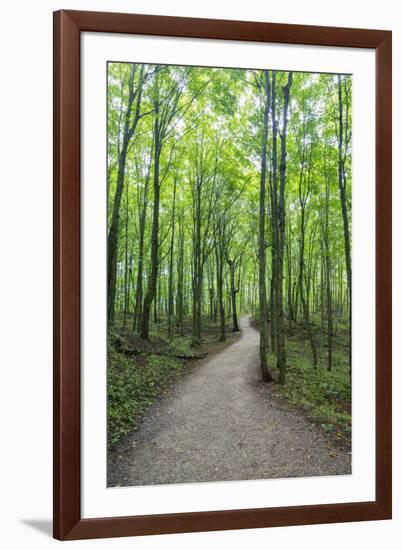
53,9,392,540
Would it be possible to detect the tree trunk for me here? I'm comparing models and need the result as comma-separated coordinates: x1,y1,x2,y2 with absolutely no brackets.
276,71,292,384
324,153,333,371
176,210,185,336
258,70,274,382
337,76,352,376
299,207,318,367
215,239,226,342
133,206,145,332
227,259,240,332
168,176,177,341
123,181,130,327
192,176,202,346
140,111,161,339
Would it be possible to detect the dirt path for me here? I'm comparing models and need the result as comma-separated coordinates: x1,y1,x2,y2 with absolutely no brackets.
108,317,351,486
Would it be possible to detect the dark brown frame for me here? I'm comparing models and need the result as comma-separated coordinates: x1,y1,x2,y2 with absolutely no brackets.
53,9,392,541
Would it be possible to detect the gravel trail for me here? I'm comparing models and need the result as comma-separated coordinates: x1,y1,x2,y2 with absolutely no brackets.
108,317,351,486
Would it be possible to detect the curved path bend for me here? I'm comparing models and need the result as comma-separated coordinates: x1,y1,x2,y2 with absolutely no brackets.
108,317,351,486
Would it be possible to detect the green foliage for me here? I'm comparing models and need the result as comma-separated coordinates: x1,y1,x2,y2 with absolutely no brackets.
107,61,352,447
107,64,351,336
108,345,184,446
269,332,351,444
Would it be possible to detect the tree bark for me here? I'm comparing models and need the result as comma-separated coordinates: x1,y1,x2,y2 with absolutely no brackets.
176,209,185,336
324,151,333,371
216,240,226,342
299,206,318,367
140,88,161,339
227,258,240,332
276,71,292,384
337,76,352,376
258,70,274,382
191,171,203,346
168,176,177,341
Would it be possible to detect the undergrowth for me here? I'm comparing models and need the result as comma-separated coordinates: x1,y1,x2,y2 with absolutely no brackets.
108,343,187,447
269,335,351,446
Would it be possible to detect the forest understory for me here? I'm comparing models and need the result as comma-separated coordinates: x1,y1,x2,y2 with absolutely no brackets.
251,317,351,449
108,315,241,447
108,313,351,451
108,315,351,486
107,63,352,480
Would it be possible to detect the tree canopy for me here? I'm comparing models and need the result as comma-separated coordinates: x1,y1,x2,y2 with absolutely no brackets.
107,62,352,384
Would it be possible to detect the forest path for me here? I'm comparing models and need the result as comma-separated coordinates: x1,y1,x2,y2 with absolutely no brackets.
108,316,351,486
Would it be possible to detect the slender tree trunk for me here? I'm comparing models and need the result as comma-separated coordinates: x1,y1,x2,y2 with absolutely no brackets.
325,252,333,371
270,72,280,360
324,154,333,371
192,177,202,346
227,259,240,332
209,286,214,321
168,177,177,341
337,76,352,377
176,210,185,336
258,70,274,382
276,71,292,384
132,147,152,332
286,226,293,335
270,270,276,353
128,253,133,316
216,238,226,341
140,111,161,339
123,181,130,327
207,258,215,322
133,209,145,331
299,207,318,367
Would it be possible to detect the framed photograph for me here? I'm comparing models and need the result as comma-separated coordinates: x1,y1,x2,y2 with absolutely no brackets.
53,10,392,540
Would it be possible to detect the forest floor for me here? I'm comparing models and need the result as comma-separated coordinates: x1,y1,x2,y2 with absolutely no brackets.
251,317,352,449
108,316,351,487
107,317,241,446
